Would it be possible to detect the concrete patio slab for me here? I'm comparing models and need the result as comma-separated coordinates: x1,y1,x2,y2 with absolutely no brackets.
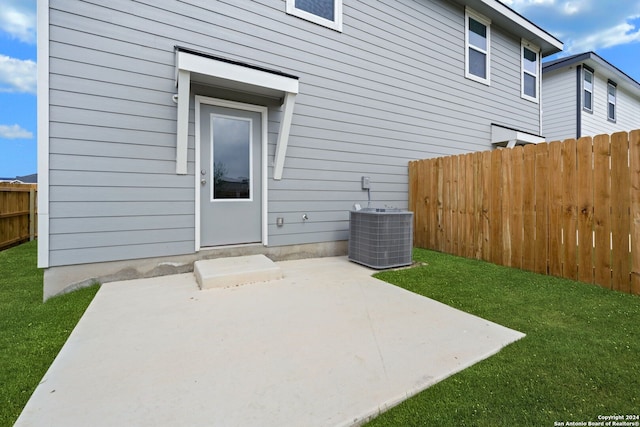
15,256,524,427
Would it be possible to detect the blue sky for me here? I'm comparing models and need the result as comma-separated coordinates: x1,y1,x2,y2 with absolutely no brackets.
0,0,639,178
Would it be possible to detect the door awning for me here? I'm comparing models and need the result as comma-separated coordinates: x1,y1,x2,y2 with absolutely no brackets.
174,47,299,179
491,123,545,148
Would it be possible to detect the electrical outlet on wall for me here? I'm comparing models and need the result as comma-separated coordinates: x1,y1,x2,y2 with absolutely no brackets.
361,176,370,190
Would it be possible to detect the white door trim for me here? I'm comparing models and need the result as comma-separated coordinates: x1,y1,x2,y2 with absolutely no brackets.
195,96,268,251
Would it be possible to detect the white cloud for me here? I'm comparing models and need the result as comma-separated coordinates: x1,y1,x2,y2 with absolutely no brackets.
0,55,36,94
507,0,640,53
563,2,580,15
0,0,36,44
0,124,33,139
566,18,640,53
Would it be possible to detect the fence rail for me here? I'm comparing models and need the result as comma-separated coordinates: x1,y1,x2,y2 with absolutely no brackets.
0,183,38,250
409,130,640,295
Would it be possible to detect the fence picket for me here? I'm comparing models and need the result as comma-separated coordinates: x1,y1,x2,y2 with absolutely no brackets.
473,153,482,258
510,146,524,269
452,156,460,256
562,139,578,280
630,130,640,295
436,157,444,251
610,132,631,293
490,150,503,265
577,137,594,284
535,143,550,275
548,141,564,277
593,134,612,289
464,154,475,259
522,144,536,272
481,151,491,261
501,149,512,266
458,155,467,257
428,159,437,250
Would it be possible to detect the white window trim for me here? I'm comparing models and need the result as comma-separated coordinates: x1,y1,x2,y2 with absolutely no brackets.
465,8,491,85
583,67,594,113
521,40,540,103
607,81,617,122
286,0,343,32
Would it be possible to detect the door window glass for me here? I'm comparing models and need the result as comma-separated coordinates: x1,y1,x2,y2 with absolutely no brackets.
211,116,251,200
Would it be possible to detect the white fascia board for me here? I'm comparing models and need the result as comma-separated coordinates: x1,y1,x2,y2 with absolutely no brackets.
479,0,563,53
37,0,50,268
177,51,299,94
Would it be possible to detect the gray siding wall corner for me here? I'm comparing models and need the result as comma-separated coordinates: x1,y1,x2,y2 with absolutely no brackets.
542,68,578,142
48,0,544,266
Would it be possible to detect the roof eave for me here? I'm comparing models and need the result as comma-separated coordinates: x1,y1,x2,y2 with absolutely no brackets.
454,0,563,56
543,52,640,96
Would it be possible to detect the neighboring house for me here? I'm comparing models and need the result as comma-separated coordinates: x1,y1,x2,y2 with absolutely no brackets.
542,51,640,142
0,174,38,184
37,0,562,297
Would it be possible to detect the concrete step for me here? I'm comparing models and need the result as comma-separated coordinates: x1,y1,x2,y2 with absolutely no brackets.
194,254,283,290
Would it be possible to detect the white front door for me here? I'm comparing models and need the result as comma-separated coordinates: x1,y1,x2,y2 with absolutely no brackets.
198,101,263,247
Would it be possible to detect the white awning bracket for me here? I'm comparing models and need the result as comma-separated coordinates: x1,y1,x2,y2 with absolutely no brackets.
274,92,296,180
175,47,299,177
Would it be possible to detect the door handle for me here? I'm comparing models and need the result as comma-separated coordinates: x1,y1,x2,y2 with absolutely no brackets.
201,179,206,185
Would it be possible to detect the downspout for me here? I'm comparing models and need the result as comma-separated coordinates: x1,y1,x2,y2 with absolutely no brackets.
576,65,582,139
539,58,543,136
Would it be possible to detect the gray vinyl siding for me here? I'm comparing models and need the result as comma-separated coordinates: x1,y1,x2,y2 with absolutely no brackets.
48,0,542,266
614,86,640,132
581,73,640,137
542,68,578,142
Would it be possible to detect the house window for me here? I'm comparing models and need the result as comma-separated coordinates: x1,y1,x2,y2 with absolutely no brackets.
583,67,594,112
521,42,539,102
286,0,343,32
465,8,491,85
607,81,617,122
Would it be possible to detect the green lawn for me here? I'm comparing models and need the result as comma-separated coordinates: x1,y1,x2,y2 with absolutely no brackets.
0,241,98,426
366,249,640,426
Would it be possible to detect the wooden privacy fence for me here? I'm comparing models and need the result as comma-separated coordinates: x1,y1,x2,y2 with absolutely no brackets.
409,130,640,295
0,183,38,250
